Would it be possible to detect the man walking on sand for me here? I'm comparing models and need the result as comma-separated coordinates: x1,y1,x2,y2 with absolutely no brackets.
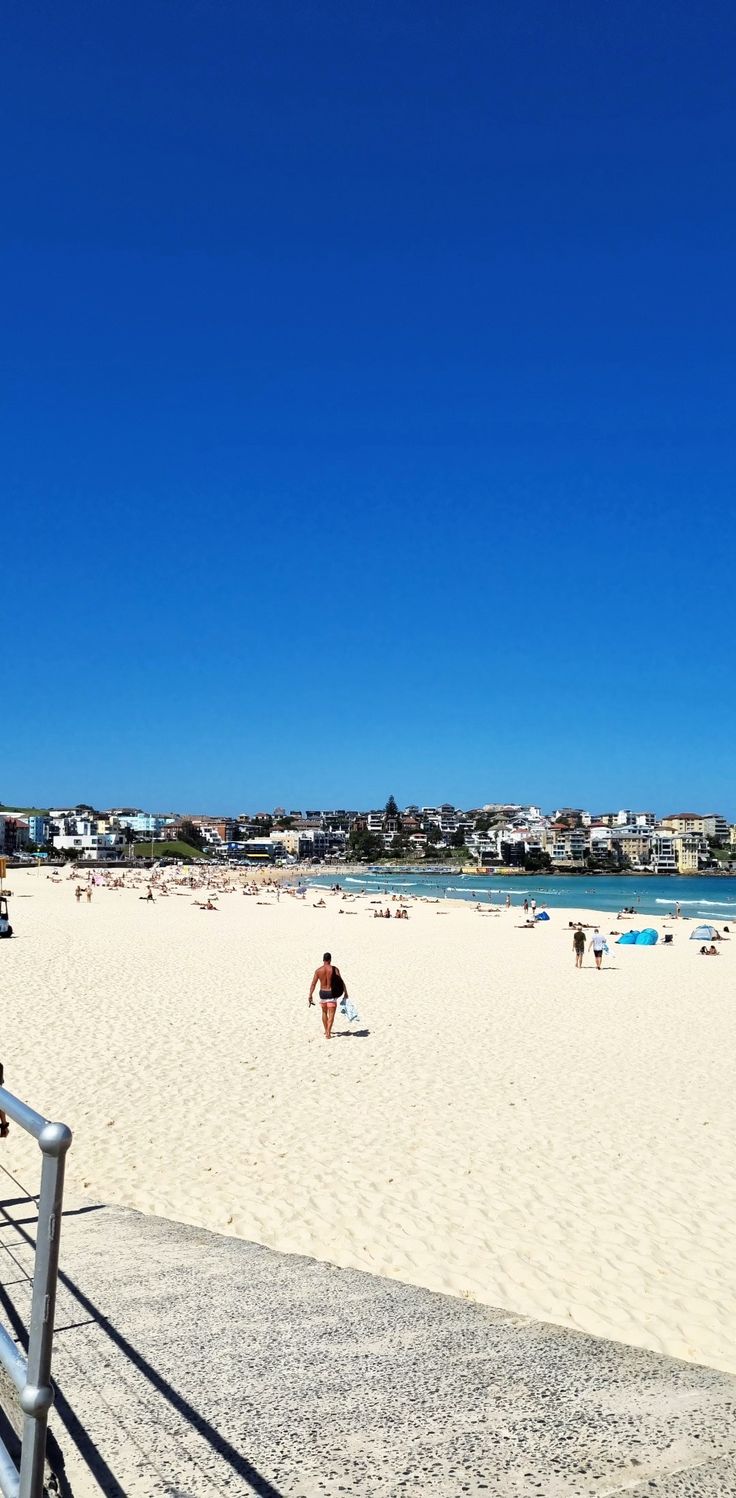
573,925,586,968
589,928,606,970
309,951,348,1040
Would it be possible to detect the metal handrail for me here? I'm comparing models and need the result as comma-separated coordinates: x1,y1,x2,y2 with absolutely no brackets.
0,1087,71,1498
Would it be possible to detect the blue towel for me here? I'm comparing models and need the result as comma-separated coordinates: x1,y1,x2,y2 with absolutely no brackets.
339,997,361,1024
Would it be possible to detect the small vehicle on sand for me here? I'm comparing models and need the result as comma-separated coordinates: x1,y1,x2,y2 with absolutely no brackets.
0,896,12,938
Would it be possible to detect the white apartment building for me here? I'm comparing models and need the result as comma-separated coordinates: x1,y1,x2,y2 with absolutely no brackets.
53,833,126,861
651,833,677,873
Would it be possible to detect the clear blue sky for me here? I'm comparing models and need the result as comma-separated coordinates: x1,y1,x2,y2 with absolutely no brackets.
4,2,735,814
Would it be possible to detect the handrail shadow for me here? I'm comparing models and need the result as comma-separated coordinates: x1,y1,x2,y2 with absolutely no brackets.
0,1198,283,1497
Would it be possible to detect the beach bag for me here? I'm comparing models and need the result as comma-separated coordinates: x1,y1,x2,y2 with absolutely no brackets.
330,968,345,999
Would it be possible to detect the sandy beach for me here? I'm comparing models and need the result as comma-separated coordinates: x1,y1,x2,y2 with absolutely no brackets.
1,866,734,1375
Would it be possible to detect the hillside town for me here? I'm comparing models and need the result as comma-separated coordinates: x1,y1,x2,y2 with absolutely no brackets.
0,800,734,873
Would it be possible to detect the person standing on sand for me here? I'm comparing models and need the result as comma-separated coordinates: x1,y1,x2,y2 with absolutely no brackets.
573,926,586,968
589,928,606,970
308,951,348,1040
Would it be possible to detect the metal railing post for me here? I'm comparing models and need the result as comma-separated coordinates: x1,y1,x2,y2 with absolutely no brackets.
18,1122,71,1498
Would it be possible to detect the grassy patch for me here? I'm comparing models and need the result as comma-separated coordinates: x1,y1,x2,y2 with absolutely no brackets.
1,806,50,816
133,840,206,861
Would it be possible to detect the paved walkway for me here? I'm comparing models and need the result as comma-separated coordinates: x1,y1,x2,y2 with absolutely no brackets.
0,1198,734,1496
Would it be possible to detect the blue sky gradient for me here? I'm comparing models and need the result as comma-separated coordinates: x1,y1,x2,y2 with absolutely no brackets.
4,2,735,813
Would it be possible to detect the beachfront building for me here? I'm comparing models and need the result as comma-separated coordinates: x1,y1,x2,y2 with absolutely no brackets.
0,816,30,853
651,833,677,873
589,825,614,847
613,829,652,867
238,838,285,863
465,831,497,865
276,829,346,860
672,834,706,872
550,827,589,867
26,814,49,845
52,832,126,861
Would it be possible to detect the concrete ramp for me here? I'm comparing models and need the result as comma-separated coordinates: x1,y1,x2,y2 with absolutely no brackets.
0,1200,734,1496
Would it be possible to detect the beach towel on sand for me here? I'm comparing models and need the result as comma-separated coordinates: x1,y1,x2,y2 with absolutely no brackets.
339,997,361,1024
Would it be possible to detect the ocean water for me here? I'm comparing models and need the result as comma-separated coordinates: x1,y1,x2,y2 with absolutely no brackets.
309,869,736,919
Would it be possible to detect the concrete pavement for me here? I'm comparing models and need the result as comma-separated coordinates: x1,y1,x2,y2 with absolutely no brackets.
0,1198,734,1496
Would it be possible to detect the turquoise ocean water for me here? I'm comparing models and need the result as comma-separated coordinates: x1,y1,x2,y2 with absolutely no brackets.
309,869,736,919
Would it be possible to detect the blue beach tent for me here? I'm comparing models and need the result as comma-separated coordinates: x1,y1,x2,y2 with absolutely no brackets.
616,931,640,944
635,928,658,945
535,910,550,921
691,924,718,941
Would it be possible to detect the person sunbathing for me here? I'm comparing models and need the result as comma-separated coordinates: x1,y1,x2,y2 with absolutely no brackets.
700,944,719,955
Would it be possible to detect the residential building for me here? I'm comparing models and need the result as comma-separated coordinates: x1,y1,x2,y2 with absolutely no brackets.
238,838,285,862
702,814,729,843
113,812,174,839
551,827,589,866
0,817,30,854
26,815,49,845
660,813,705,836
613,829,652,866
498,838,526,867
672,834,706,873
52,833,126,861
296,830,346,860
615,809,656,828
651,833,677,873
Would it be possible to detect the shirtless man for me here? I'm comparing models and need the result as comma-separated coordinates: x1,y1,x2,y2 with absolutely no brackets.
308,951,348,1040
573,925,586,968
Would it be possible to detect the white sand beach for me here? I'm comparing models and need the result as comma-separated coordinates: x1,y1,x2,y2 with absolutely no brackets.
1,868,734,1374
